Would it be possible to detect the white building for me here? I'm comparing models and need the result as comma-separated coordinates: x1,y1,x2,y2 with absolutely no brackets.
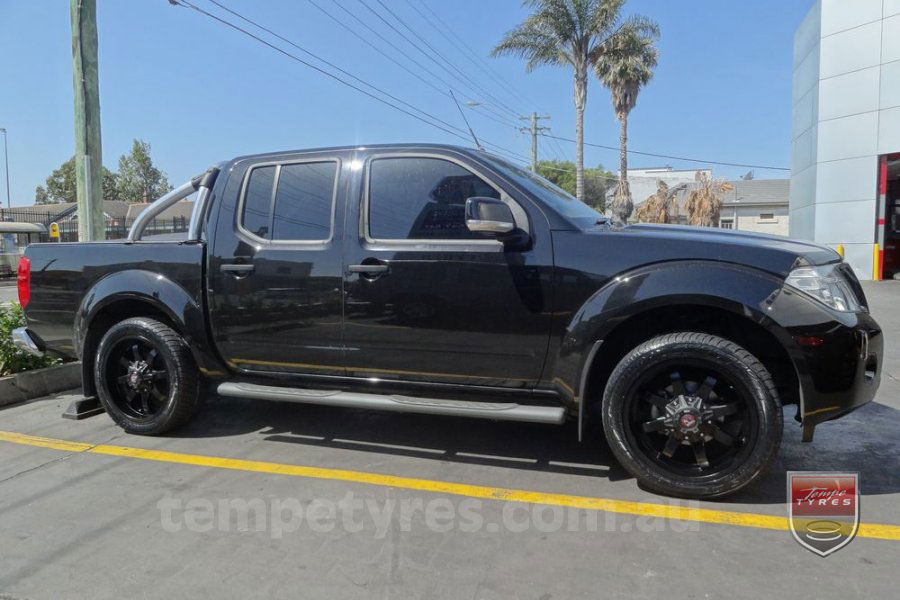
718,179,790,236
622,167,711,209
791,0,900,280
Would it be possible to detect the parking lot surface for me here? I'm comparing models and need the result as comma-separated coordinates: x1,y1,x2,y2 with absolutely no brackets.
1,282,898,599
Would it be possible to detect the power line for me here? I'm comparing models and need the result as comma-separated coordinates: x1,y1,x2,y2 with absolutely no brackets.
321,0,519,131
358,0,521,120
541,133,789,171
170,0,532,162
405,0,533,112
202,0,480,144
373,0,523,119
173,0,469,142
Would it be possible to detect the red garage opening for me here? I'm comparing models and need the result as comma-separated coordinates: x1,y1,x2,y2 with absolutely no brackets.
879,154,900,280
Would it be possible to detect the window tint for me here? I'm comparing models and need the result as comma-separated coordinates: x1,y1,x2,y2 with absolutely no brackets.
368,157,500,240
272,162,336,241
240,162,337,242
241,166,275,239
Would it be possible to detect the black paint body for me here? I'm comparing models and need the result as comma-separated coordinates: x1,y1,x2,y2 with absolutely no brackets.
21,144,882,433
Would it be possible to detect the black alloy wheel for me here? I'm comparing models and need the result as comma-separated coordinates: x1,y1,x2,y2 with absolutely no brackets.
602,332,782,499
107,337,171,420
95,317,200,435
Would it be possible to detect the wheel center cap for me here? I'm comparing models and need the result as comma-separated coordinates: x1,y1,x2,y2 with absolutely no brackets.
679,413,699,431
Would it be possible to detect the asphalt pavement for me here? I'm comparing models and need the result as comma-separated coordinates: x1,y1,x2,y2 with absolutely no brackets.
0,281,897,599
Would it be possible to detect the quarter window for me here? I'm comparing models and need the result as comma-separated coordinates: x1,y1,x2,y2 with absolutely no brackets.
240,161,337,242
368,157,500,240
241,165,275,240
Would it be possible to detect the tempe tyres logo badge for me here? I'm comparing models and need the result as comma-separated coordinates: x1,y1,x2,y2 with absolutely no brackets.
788,472,859,556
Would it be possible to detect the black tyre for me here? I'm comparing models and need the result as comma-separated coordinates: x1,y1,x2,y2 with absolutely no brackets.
94,317,200,435
601,332,782,499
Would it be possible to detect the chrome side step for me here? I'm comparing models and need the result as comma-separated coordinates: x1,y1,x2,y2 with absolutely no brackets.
216,382,566,425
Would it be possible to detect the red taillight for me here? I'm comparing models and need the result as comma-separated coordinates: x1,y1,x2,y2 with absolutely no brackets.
17,256,31,308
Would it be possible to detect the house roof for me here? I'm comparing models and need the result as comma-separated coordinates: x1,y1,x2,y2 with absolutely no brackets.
1,200,131,222
633,178,790,216
125,200,195,221
721,179,790,206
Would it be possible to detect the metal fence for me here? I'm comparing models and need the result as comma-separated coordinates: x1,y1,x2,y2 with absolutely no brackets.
0,208,188,242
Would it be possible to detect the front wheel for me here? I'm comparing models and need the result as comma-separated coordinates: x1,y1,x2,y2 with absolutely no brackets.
601,332,782,499
94,317,200,435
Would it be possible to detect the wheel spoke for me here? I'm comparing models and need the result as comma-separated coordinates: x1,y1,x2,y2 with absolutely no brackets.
642,417,668,433
644,392,669,410
139,390,151,414
696,376,716,401
116,374,130,385
151,369,168,382
151,387,167,403
708,403,739,419
131,344,142,362
118,356,131,369
705,423,735,446
147,348,158,365
692,441,710,468
669,372,686,396
660,433,680,458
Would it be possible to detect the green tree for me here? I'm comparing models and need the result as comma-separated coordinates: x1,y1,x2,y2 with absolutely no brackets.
595,27,659,221
536,159,612,210
33,156,118,204
115,139,172,203
493,0,658,204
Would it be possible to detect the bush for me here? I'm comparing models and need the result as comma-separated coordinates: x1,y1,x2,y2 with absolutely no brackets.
0,303,60,376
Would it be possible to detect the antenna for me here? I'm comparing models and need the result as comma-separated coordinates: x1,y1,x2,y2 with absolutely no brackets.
450,89,483,151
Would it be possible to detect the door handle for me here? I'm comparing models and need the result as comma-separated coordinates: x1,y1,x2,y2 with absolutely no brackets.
221,263,255,274
348,264,388,275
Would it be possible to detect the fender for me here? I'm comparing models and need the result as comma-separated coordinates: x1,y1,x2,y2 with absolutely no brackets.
75,269,227,393
546,260,813,411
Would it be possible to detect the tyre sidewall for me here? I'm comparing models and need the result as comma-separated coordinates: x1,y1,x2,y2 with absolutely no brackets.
602,334,782,499
94,318,193,435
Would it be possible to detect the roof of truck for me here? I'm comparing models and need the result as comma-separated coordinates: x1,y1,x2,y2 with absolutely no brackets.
230,143,484,163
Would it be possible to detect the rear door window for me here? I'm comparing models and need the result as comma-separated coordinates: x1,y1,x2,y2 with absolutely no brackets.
239,161,337,242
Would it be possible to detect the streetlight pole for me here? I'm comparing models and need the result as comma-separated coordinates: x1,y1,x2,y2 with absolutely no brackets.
0,128,9,210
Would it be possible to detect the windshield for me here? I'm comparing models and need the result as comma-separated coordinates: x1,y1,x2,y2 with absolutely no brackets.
479,153,604,227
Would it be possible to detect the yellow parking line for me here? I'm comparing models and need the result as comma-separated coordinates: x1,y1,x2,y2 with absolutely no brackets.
2,429,899,541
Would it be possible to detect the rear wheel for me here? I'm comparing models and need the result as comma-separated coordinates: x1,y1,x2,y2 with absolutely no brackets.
601,332,782,499
94,317,200,435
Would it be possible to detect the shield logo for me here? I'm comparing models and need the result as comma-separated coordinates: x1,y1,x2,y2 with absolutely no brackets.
787,472,859,556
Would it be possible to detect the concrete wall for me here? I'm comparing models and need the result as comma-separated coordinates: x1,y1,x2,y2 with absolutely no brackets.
790,0,900,279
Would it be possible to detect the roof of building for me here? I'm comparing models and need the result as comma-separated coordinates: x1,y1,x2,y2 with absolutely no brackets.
721,179,790,206
632,178,790,215
125,200,195,221
1,200,131,222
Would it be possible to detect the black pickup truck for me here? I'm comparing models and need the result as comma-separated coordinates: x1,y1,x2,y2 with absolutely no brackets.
13,144,882,498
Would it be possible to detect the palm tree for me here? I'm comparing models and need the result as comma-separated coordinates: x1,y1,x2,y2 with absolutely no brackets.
595,27,659,221
634,179,683,224
493,0,658,203
684,172,734,227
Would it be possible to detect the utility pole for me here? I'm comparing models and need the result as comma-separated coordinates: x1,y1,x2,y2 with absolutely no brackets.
0,128,10,210
71,0,105,241
518,112,551,173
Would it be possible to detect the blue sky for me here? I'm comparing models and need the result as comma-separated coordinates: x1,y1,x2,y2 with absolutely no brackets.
0,0,812,207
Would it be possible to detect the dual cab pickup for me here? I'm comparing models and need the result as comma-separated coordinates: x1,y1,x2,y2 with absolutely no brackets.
14,144,882,498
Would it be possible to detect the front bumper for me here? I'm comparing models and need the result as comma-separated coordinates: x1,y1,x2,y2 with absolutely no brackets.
792,310,882,438
12,327,44,357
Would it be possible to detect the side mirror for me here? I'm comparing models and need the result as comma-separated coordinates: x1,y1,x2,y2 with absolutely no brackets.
465,197,515,234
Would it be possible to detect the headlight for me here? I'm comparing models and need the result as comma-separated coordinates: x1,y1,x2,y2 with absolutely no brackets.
785,264,861,312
